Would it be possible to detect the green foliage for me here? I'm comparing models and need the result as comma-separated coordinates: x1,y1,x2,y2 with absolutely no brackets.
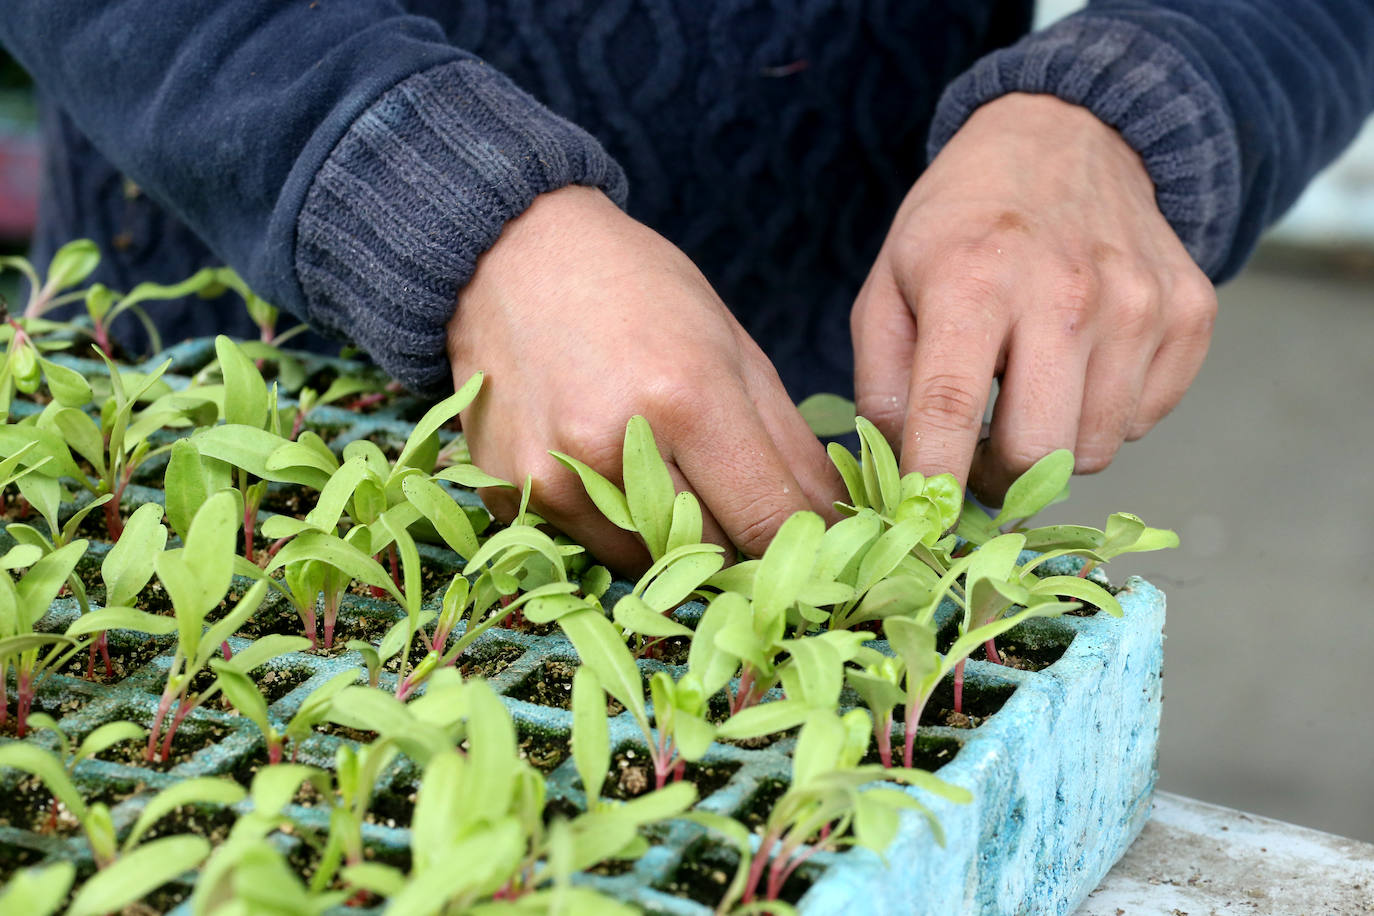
0,283,1177,915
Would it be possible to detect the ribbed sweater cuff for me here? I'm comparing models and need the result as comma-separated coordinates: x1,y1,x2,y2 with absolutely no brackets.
295,59,628,395
928,15,1240,279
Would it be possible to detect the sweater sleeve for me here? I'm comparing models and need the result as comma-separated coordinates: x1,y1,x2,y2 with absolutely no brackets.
927,1,1374,283
0,2,626,394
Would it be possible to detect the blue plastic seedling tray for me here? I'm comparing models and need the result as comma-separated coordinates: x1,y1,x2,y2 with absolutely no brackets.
0,340,1165,914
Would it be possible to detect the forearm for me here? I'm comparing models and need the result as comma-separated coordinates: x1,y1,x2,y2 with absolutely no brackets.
1,1,626,392
928,0,1374,282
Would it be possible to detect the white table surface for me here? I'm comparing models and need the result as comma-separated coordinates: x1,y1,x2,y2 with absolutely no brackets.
1076,792,1374,915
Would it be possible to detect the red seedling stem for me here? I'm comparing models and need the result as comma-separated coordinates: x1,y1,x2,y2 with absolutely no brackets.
86,632,114,680
952,657,966,716
159,696,196,761
984,638,1003,665
730,666,764,715
876,712,894,769
146,690,174,761
14,669,32,737
903,694,931,770
741,832,780,905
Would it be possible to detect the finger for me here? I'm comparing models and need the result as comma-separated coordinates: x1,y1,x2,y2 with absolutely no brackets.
743,352,846,524
1126,282,1214,439
1072,340,1153,474
662,388,815,559
852,264,918,447
968,290,1094,502
664,460,734,556
1073,284,1162,472
901,281,1008,488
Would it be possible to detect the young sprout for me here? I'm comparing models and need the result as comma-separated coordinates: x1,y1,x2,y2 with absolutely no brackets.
210,665,356,764
145,491,305,761
0,741,245,915
0,539,89,736
25,714,144,830
1,239,100,322
81,268,220,357
692,710,970,910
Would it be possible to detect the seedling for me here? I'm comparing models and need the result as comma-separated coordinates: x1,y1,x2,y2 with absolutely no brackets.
0,741,244,915
211,665,357,763
25,714,143,830
691,709,970,910
0,539,88,735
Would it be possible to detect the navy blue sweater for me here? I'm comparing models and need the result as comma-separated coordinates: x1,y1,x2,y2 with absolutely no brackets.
4,2,1372,399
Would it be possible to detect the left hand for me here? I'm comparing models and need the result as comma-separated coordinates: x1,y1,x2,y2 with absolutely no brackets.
851,92,1218,503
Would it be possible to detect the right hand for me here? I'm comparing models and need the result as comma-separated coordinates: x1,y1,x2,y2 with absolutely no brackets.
446,185,842,574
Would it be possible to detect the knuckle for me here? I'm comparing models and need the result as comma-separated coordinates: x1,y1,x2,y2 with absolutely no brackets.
1109,280,1159,339
1174,279,1218,340
729,497,795,558
1046,267,1099,333
1073,445,1118,475
912,375,985,432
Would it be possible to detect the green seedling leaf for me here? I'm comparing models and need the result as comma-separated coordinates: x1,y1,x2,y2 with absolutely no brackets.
210,634,312,680
195,425,329,489
688,591,744,697
268,532,401,605
125,778,247,851
433,464,513,490
753,511,824,623
65,606,176,638
0,862,74,916
159,491,237,630
36,357,91,407
798,392,857,437
612,592,692,639
59,494,112,549
402,474,480,559
0,543,42,570
1032,575,1123,618
856,417,901,515
666,490,704,553
216,335,269,429
559,609,648,729
44,239,100,294
0,744,86,822
550,451,633,531
638,544,723,612
68,835,211,916
622,415,675,559
828,441,866,509
283,671,358,745
47,407,103,477
716,699,811,740
394,371,484,472
74,721,145,764
198,580,270,665
992,448,1074,526
101,503,166,607
267,434,340,479
16,539,86,631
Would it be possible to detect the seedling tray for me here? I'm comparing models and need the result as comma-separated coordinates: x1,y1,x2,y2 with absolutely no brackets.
0,339,1165,914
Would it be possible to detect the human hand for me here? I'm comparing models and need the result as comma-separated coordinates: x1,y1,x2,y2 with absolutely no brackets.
448,185,842,574
851,93,1217,502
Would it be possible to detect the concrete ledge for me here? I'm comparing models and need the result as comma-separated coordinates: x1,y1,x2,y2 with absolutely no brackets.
1079,792,1374,915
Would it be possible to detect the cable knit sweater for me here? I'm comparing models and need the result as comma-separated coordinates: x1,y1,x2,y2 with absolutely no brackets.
4,1,1372,400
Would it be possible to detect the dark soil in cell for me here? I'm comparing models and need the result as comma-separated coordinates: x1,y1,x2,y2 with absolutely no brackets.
1,691,86,737
509,659,626,715
187,661,312,705
603,747,738,802
706,696,795,750
660,837,816,908
0,842,46,883
458,643,524,680
96,714,232,772
894,677,1016,731
586,855,639,877
995,635,1072,671
640,635,690,666
121,884,194,916
739,778,788,831
517,727,570,774
137,801,238,847
0,774,139,836
57,638,166,682
258,486,317,521
311,722,377,745
860,732,962,773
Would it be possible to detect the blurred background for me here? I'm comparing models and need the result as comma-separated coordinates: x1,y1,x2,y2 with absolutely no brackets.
1034,0,1374,844
1,3,1370,844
